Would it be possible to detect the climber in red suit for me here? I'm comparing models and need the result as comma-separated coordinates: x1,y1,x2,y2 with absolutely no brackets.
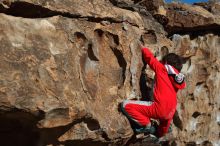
121,46,186,138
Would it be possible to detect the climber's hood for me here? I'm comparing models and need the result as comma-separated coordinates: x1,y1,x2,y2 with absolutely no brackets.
165,64,186,90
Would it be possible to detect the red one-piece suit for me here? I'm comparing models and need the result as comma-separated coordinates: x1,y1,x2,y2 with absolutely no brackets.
122,47,186,137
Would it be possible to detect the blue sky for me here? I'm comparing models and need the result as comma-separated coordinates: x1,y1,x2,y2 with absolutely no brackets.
165,0,208,4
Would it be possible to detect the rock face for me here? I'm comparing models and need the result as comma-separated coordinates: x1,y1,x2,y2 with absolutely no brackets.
0,0,219,146
171,34,220,146
164,3,220,34
0,10,137,146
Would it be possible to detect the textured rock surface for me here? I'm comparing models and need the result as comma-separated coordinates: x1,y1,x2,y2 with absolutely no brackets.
0,0,219,146
156,2,220,34
0,1,170,146
171,34,220,146
0,14,137,146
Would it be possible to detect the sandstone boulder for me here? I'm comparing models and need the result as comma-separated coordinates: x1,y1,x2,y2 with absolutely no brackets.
0,1,219,146
0,3,171,145
153,2,220,34
171,34,220,146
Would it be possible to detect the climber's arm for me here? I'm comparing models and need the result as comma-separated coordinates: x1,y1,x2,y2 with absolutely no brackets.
157,119,172,138
141,47,164,72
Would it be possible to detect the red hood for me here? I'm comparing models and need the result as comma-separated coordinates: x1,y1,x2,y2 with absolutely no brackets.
165,64,186,90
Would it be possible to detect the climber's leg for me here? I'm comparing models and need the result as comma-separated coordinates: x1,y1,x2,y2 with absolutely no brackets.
121,100,157,134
